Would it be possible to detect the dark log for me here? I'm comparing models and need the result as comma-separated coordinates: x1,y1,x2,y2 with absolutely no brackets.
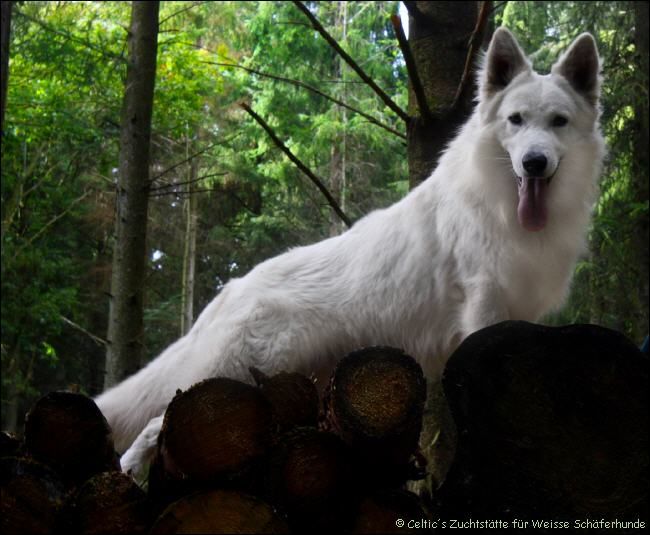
65,471,151,534
150,489,289,534
351,490,430,534
439,321,649,520
23,391,119,484
250,367,319,431
324,346,427,482
0,457,66,535
159,378,273,482
265,427,355,531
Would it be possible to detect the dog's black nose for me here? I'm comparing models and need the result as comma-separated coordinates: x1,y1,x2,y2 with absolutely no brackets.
522,152,547,175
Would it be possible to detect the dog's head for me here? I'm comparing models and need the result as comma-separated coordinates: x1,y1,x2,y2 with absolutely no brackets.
478,28,602,232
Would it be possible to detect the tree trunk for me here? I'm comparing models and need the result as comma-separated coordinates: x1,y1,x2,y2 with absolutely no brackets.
180,138,198,336
328,1,348,237
632,0,649,338
406,2,481,188
0,0,12,142
105,1,159,388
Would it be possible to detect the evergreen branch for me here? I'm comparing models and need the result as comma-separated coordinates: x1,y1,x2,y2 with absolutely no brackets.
291,0,409,123
390,14,431,121
452,1,492,110
240,103,352,229
207,61,406,140
14,9,126,63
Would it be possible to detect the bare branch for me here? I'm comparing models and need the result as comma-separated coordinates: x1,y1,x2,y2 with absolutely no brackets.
207,61,406,140
158,1,204,26
60,316,108,347
390,14,431,121
11,190,90,260
291,0,409,123
452,1,492,110
151,141,219,182
149,171,227,192
240,103,352,229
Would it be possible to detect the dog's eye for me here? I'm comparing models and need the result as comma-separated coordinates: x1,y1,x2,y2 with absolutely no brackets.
552,115,568,127
508,113,523,125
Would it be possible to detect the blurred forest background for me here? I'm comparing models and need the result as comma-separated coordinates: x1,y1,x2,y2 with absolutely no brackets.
1,1,648,432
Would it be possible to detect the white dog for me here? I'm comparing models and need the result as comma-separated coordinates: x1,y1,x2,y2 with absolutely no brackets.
97,28,604,477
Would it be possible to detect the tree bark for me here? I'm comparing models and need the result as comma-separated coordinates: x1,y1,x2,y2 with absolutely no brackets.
328,1,348,237
0,0,12,142
105,1,159,388
406,2,481,188
632,0,649,337
180,137,198,336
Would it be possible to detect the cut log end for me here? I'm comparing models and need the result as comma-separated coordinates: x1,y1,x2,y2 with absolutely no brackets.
23,391,118,483
150,490,289,534
324,347,427,478
160,378,273,481
440,321,649,518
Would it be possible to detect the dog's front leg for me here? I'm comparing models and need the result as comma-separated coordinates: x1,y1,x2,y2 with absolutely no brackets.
461,279,510,337
119,414,164,485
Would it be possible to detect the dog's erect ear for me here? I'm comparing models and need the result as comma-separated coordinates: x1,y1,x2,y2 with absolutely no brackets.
552,33,601,106
481,27,531,97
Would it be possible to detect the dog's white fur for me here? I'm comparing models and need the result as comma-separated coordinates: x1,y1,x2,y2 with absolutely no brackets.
96,29,605,477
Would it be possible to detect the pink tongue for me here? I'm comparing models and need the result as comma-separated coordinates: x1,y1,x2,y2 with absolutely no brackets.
517,177,548,231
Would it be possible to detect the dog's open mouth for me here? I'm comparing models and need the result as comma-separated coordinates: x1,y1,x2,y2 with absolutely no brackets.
515,173,554,232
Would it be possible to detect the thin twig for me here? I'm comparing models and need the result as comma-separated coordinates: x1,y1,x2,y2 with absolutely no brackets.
60,316,108,347
150,140,222,182
390,14,429,120
11,190,90,260
291,0,409,123
158,1,204,26
452,1,492,110
240,103,352,228
149,171,227,192
208,61,406,140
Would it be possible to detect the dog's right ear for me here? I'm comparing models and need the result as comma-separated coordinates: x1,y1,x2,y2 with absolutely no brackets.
481,28,531,98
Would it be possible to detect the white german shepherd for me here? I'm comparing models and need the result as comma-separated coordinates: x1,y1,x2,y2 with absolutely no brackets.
97,28,605,476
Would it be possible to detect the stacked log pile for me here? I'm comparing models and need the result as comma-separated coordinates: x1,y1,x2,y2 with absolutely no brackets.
2,346,429,534
1,322,648,534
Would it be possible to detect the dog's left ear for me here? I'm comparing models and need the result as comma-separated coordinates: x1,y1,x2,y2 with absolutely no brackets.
552,33,601,106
